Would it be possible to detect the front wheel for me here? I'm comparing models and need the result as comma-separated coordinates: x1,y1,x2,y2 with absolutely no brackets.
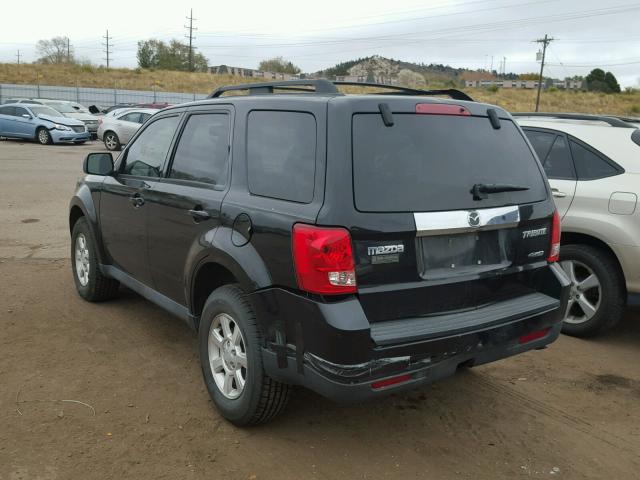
36,127,52,145
71,217,119,302
560,244,626,337
199,285,291,426
103,131,121,151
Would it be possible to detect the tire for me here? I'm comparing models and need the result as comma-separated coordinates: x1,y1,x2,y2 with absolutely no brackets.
36,127,52,145
199,285,291,426
71,217,119,302
559,244,626,338
103,131,121,151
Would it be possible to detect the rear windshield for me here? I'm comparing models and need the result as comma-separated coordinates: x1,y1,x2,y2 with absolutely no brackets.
352,114,547,212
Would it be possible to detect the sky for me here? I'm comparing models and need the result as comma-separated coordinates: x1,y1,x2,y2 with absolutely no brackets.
1,0,639,86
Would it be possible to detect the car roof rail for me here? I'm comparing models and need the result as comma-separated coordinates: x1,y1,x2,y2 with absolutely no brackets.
512,112,636,129
332,81,474,101
208,79,339,98
208,79,474,101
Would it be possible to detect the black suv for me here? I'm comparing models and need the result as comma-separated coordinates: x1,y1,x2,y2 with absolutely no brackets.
69,80,569,425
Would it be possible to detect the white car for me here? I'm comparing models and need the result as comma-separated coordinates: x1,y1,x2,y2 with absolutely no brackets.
516,113,640,337
97,108,156,151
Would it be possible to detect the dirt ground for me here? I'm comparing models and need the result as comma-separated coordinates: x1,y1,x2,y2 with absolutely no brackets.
1,139,639,480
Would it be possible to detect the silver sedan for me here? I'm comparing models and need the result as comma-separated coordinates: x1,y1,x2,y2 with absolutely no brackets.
97,108,156,151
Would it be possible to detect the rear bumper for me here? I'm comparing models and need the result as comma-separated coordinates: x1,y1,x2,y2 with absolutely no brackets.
250,263,570,402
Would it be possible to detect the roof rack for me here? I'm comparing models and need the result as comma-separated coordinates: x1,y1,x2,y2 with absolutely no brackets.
208,79,474,101
512,112,636,129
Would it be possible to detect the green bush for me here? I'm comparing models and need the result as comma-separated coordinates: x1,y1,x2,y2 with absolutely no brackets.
485,85,499,93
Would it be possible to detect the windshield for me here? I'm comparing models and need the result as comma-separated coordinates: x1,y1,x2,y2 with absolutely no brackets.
352,114,547,212
46,102,76,113
30,106,64,118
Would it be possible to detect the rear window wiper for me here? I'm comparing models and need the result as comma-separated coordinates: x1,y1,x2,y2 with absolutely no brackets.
471,183,530,201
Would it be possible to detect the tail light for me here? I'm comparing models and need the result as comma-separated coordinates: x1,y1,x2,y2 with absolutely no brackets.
415,104,471,115
371,374,412,390
548,210,561,262
292,224,357,295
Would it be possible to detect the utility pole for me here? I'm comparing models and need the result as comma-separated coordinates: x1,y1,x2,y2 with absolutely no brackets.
503,56,506,76
490,55,494,73
185,8,197,72
16,50,21,66
67,37,70,62
535,34,554,112
103,30,113,70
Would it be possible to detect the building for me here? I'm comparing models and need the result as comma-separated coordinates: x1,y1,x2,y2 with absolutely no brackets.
209,65,298,81
465,78,582,90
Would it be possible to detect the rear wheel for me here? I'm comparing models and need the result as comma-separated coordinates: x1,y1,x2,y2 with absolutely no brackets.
199,285,291,426
560,244,626,337
103,131,121,151
36,127,52,145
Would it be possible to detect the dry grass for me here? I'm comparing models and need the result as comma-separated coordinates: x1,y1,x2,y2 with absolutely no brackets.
1,63,639,116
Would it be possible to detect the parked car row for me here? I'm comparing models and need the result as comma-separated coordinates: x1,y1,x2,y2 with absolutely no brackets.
0,99,164,146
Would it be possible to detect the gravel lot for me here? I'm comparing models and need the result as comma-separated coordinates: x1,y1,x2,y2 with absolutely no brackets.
1,139,639,480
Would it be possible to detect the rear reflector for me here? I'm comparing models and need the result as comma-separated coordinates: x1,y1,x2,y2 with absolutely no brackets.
415,104,471,116
371,374,412,390
292,224,357,295
518,328,551,345
548,210,561,262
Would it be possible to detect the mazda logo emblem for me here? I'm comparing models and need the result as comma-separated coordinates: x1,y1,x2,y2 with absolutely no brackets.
468,211,480,227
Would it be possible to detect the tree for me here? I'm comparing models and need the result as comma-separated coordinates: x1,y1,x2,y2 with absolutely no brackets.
604,71,621,93
36,37,74,64
258,57,301,74
136,39,208,72
586,68,621,93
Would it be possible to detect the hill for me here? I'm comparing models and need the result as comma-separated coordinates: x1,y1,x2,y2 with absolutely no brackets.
0,62,638,116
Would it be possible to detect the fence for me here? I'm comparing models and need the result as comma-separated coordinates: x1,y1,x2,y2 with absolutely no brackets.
0,83,208,107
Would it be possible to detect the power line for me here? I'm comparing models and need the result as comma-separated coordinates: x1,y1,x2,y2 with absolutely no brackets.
535,34,554,112
103,30,113,69
185,8,197,72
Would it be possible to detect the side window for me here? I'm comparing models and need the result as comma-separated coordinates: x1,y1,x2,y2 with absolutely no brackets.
14,107,28,118
543,135,575,179
122,115,180,178
526,130,556,161
140,113,152,124
247,111,316,203
118,112,138,123
169,113,230,186
570,140,619,180
0,106,15,116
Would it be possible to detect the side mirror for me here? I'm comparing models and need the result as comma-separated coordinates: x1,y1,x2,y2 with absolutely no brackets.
83,152,114,176
22,114,32,119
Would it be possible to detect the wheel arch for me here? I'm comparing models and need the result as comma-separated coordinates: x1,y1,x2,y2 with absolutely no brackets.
188,234,272,330
561,231,626,286
69,187,107,265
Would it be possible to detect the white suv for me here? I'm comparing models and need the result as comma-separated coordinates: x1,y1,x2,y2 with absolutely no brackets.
516,113,640,337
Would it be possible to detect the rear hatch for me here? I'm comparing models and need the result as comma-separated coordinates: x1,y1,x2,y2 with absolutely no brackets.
323,98,555,325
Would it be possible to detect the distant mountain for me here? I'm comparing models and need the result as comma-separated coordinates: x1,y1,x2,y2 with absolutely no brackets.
315,55,518,87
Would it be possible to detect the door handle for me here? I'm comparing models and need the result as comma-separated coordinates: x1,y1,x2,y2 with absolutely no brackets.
129,193,145,207
551,189,567,198
188,208,211,222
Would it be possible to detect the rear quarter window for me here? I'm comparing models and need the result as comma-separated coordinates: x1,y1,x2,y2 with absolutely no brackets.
247,110,316,203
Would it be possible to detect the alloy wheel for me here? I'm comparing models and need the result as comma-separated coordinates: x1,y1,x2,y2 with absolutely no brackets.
208,313,248,399
38,129,49,144
561,259,602,325
105,134,117,150
74,233,90,287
